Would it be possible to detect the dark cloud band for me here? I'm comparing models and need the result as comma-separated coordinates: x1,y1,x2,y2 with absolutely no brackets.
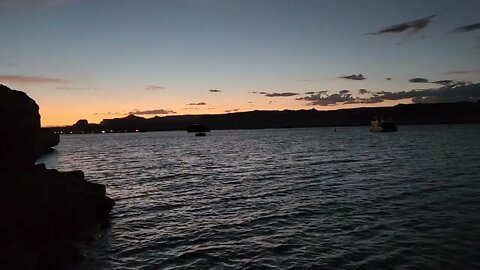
409,78,429,83
255,91,299,97
339,74,366,80
145,85,166,91
129,109,176,115
297,82,479,106
366,15,436,35
453,23,480,33
0,75,66,84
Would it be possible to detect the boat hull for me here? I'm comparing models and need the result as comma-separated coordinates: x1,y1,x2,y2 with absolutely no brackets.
370,122,397,132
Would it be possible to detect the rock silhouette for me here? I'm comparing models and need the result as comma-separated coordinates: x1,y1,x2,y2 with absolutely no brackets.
1,84,40,169
0,85,114,269
0,84,60,169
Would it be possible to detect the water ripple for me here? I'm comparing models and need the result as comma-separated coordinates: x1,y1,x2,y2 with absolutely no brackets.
37,125,480,269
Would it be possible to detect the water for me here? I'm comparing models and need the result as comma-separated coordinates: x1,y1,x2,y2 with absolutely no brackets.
38,125,480,269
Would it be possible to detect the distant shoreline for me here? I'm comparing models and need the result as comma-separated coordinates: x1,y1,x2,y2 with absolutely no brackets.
47,102,480,134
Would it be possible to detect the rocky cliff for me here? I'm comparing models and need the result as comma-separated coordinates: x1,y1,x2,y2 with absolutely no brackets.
0,84,60,169
0,84,114,269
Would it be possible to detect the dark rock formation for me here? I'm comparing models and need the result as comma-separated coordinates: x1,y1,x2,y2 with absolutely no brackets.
36,128,60,154
61,119,103,134
0,85,114,269
0,84,40,129
0,84,59,170
0,165,114,269
73,119,89,128
101,114,148,131
98,114,199,132
1,84,41,170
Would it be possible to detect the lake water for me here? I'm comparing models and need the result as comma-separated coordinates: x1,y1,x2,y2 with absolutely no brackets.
38,125,480,269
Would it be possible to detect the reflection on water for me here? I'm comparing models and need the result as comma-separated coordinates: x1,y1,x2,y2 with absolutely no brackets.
38,125,480,269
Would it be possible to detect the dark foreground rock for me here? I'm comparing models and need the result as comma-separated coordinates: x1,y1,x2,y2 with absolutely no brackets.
0,84,60,170
0,165,115,269
0,84,114,269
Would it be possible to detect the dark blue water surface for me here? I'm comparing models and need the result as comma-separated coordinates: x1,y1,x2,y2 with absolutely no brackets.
38,125,480,269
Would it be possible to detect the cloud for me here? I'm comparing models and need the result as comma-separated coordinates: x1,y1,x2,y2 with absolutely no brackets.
449,24,480,47
365,15,436,35
129,109,176,115
443,70,478,76
93,112,123,116
56,87,97,91
255,91,299,97
265,92,299,97
145,85,166,91
452,23,480,33
409,77,429,83
409,78,462,86
297,82,480,106
0,0,67,8
187,102,207,106
432,80,453,86
297,90,355,106
410,83,480,103
358,89,369,95
0,75,66,84
339,74,366,80
225,109,240,113
299,79,313,83
305,91,315,95
317,90,328,95
386,78,392,80
209,89,222,93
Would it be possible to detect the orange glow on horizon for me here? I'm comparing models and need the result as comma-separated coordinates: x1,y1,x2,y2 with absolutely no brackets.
39,98,413,127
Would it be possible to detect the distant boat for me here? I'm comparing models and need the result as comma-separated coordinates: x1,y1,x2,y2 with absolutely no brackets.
370,116,397,132
187,123,210,136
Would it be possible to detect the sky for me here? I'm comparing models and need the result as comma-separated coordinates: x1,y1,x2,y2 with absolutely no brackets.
0,0,479,126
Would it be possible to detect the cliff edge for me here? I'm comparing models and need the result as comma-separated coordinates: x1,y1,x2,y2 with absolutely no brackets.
0,84,114,269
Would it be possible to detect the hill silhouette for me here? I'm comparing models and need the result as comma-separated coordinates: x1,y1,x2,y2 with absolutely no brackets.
59,102,480,133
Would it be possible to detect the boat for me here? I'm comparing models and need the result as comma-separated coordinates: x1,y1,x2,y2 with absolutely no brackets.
370,116,397,132
187,123,210,136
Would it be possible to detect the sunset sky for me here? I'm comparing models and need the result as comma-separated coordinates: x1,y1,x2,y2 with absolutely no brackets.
1,0,479,126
